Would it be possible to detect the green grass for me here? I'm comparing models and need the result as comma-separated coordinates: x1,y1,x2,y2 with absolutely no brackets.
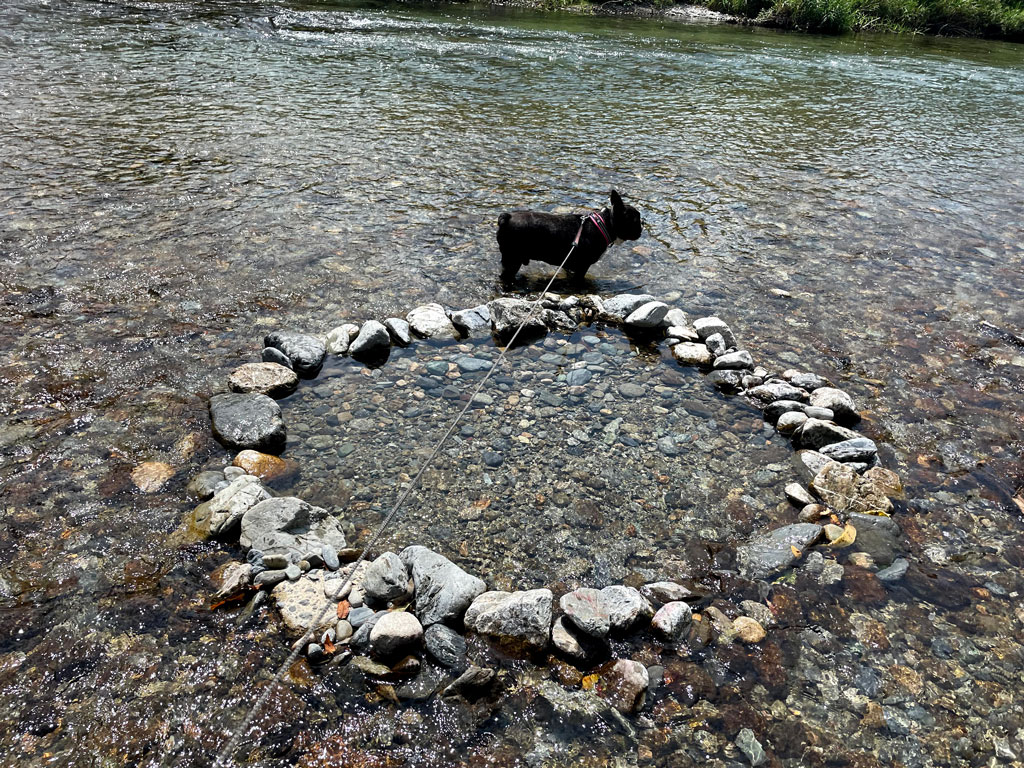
707,0,1024,37
587,0,1024,38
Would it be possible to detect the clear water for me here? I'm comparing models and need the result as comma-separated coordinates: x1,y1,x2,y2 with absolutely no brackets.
1,1,1023,765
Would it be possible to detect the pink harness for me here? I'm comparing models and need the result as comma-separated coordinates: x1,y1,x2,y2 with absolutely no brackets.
572,210,613,248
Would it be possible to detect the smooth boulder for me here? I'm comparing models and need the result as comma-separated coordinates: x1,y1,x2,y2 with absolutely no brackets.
240,497,347,558
464,589,553,650
736,523,823,580
228,362,298,398
209,393,286,453
348,320,391,358
407,303,457,339
400,546,486,627
263,330,326,376
192,475,270,537
362,552,409,604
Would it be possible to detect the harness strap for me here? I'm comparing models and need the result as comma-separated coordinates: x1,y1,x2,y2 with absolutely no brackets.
587,210,612,247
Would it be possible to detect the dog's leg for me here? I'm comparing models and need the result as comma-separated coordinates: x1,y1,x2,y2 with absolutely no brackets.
500,254,521,280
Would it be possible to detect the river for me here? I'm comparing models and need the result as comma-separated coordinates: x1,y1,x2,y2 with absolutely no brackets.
1,1,1023,765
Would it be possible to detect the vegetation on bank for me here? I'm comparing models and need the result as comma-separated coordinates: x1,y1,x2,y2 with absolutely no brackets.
538,0,1024,38
703,0,1024,37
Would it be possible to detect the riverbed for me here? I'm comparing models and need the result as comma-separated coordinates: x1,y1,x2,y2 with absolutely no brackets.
1,1,1023,766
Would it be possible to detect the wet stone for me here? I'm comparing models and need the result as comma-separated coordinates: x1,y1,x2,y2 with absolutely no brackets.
362,551,409,604
193,475,270,538
187,470,226,501
455,356,491,373
488,297,546,339
209,392,287,453
624,301,669,329
785,483,816,507
782,370,831,391
450,305,491,336
601,293,655,321
747,380,808,403
763,399,807,422
424,624,467,669
601,585,654,632
714,350,754,370
735,727,767,766
369,611,424,658
384,317,411,345
820,437,877,463
261,346,293,369
705,332,727,357
326,323,360,355
640,582,695,606
560,587,611,639
228,362,298,398
797,418,862,450
240,496,347,558
672,342,714,366
348,319,391,358
407,303,457,339
736,523,823,580
595,659,649,714
465,589,553,650
651,601,692,642
264,330,326,376
777,411,807,433
400,545,486,627
232,449,296,483
809,387,859,424
693,316,737,348
270,575,337,634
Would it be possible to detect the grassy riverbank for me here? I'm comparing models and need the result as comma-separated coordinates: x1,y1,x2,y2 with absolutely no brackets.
704,0,1024,37
536,0,1024,39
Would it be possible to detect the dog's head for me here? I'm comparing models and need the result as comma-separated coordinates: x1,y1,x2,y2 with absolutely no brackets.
608,189,643,242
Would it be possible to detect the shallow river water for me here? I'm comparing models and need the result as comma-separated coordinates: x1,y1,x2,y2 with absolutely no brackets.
1,1,1023,766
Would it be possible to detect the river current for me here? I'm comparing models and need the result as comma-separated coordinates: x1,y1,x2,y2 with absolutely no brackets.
1,1,1023,766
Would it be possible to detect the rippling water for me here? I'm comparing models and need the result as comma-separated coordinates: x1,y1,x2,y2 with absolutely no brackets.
1,1,1023,765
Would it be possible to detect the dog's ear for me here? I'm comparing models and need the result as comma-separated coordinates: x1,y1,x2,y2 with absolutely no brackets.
609,189,624,211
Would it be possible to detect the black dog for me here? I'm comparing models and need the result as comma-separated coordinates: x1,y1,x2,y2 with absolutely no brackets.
496,189,643,280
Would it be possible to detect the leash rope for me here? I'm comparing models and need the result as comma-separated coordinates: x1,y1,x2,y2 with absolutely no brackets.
212,233,584,767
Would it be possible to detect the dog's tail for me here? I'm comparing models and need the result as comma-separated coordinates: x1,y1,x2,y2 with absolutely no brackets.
497,212,511,231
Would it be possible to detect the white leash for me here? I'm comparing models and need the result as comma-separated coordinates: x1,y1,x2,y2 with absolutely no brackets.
212,240,581,767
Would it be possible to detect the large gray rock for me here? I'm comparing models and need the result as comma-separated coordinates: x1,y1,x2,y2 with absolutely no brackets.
369,611,424,658
325,323,361,355
651,601,692,642
736,523,823,580
847,513,902,566
640,581,696,605
348,320,391,358
464,589,553,650
747,380,808,403
240,497,347,558
560,587,611,639
714,351,754,370
820,437,878,463
794,449,841,482
763,399,808,422
487,297,546,340
362,552,409,604
781,370,831,391
228,362,298,398
600,585,654,632
798,418,862,450
384,318,412,346
192,475,270,537
263,330,326,376
809,387,860,424
624,301,669,329
551,616,588,661
270,575,338,635
601,294,656,321
209,393,286,453
407,303,457,339
450,305,491,336
400,546,486,627
693,316,737,348
672,342,714,367
424,624,468,669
